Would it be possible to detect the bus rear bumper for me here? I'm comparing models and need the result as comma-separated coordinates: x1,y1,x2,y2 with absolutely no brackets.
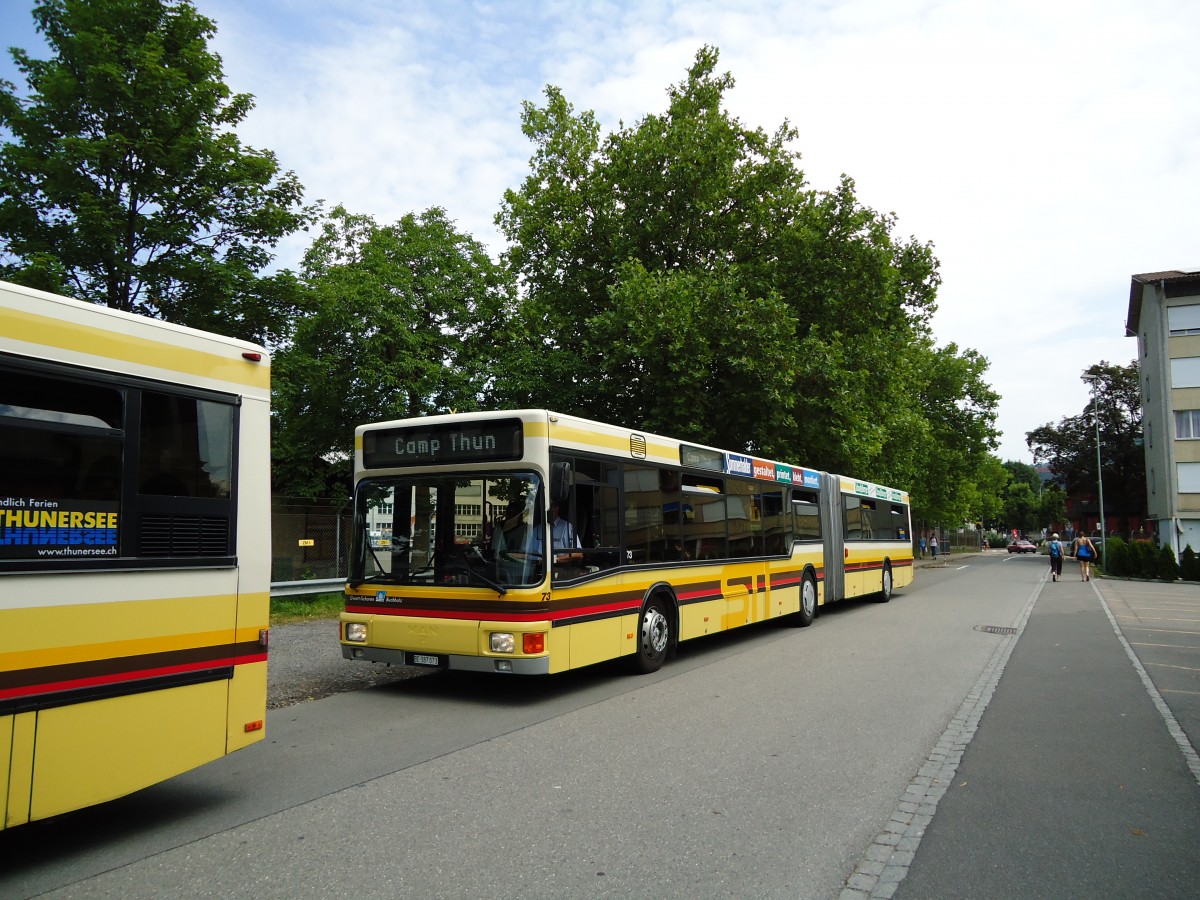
340,644,551,675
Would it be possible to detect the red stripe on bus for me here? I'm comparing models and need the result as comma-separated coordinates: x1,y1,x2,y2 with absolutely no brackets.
344,599,645,623
0,654,260,702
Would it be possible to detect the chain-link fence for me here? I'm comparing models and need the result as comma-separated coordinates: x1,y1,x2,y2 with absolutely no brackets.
271,499,352,583
913,525,985,557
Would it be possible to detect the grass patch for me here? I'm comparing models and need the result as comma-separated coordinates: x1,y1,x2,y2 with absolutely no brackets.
270,591,344,625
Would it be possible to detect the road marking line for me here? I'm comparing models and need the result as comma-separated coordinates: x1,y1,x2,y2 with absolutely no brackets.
1096,582,1200,787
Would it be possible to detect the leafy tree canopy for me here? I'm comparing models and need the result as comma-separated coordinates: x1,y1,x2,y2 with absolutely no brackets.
1027,360,1145,531
272,205,517,497
0,0,314,343
497,45,999,524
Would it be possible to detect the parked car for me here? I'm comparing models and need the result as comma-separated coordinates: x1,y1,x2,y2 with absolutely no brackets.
1008,539,1037,554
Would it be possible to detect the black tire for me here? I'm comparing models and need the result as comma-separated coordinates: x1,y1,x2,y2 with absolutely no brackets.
792,571,817,627
878,563,893,603
632,595,671,673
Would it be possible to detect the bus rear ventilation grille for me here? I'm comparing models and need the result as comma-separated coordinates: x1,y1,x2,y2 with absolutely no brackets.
140,516,229,556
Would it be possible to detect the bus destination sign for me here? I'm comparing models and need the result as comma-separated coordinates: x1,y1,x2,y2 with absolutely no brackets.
363,419,524,468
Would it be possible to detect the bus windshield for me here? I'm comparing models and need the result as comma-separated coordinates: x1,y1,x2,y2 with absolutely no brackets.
352,472,545,590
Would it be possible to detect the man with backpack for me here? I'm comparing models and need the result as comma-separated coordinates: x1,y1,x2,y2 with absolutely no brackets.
1047,532,1065,582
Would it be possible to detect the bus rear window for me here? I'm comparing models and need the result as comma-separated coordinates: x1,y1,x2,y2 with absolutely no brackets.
0,361,238,568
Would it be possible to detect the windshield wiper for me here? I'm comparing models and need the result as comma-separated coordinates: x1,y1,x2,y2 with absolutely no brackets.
464,567,507,596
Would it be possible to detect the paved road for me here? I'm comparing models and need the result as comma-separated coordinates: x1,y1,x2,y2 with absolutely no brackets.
2,554,1197,899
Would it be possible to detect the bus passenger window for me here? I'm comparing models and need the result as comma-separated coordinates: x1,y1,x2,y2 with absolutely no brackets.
139,392,234,498
761,491,789,554
683,480,726,560
624,464,664,563
573,458,620,572
726,481,759,559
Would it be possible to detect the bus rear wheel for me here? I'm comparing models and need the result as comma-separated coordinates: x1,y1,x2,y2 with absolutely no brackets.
792,572,817,627
632,596,671,673
878,563,893,603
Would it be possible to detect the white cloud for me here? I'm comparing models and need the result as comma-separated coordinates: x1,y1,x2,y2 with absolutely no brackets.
4,0,1198,463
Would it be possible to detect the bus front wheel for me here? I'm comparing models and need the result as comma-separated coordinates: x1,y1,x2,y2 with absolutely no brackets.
632,596,671,673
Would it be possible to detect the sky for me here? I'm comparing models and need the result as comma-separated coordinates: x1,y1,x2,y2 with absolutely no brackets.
2,0,1198,464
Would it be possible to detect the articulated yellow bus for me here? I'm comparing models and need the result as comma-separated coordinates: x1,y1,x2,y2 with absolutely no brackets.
0,281,271,829
341,410,912,675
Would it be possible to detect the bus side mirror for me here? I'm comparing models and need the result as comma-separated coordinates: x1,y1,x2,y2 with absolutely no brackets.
550,462,572,504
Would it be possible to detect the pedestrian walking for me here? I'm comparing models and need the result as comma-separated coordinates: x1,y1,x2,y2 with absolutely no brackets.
919,535,927,558
1072,533,1098,581
930,534,939,559
1047,532,1065,582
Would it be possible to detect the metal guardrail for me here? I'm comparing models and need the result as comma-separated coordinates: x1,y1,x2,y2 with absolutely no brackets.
270,578,345,598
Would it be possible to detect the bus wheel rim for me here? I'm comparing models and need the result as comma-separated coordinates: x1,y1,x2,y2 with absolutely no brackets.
642,606,668,655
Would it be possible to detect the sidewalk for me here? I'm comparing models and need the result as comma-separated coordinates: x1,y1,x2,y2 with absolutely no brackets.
890,572,1200,898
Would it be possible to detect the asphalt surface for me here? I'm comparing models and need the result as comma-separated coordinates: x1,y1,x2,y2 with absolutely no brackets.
4,552,1197,898
850,554,1200,899
266,553,1200,899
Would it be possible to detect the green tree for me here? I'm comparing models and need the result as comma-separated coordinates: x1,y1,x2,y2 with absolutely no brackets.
969,455,1010,530
1157,544,1180,582
0,0,312,343
1001,481,1040,537
1027,361,1145,533
1038,483,1068,534
990,459,1063,537
495,49,809,446
272,206,516,497
497,46,998,513
901,341,999,528
1003,460,1041,493
1180,545,1200,581
1105,536,1131,576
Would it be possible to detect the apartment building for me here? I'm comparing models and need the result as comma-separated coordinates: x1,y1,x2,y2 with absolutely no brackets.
1126,270,1200,559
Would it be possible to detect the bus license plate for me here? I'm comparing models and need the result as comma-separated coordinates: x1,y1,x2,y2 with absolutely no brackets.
409,653,442,667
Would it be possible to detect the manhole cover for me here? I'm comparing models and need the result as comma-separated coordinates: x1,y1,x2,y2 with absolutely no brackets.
976,625,1017,635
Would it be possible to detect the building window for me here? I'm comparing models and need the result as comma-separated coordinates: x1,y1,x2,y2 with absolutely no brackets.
1177,410,1200,440
1170,357,1200,389
1179,462,1200,494
1167,304,1200,336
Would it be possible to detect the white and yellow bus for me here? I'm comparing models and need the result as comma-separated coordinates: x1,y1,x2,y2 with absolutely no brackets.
0,280,271,829
341,410,912,675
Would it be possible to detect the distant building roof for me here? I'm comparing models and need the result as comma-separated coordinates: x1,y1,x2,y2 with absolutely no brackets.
1127,270,1200,335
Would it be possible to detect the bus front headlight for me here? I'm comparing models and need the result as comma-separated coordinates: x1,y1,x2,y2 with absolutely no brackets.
490,632,515,653
345,622,367,643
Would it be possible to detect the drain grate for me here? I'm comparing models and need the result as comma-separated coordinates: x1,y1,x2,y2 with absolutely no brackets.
976,624,1017,635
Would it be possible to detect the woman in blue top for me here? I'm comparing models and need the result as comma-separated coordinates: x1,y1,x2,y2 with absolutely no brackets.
1072,534,1097,581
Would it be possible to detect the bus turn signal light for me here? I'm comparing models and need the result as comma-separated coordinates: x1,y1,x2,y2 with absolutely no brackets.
523,633,545,654
245,720,264,733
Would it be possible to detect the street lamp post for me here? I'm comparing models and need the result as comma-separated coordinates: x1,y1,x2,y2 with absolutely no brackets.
1082,374,1107,571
